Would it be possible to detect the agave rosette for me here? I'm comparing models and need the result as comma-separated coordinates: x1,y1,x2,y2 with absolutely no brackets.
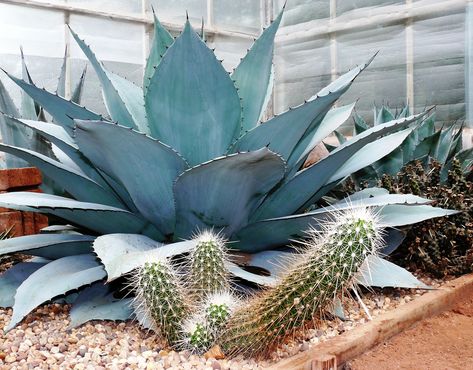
0,8,457,330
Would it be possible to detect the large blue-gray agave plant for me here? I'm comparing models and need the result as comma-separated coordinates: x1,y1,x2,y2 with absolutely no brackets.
0,9,456,331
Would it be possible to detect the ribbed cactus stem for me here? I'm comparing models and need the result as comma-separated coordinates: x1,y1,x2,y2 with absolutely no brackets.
181,316,213,353
220,207,383,358
134,259,189,346
187,230,230,297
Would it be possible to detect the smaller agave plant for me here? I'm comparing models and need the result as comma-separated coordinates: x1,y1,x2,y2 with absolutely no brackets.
0,7,457,336
331,105,473,186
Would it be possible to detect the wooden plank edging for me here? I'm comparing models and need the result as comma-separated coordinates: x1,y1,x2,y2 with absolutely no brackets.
265,273,473,370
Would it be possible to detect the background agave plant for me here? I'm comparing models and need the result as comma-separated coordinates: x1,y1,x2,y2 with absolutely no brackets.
0,8,456,331
332,105,473,187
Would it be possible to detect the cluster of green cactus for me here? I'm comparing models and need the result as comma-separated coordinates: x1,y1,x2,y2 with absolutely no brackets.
133,207,383,358
384,159,473,277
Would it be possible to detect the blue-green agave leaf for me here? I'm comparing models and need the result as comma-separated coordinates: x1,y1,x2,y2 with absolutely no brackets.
0,233,94,258
144,10,174,93
19,48,38,120
340,187,389,201
353,112,369,135
174,148,286,239
435,125,455,164
355,255,430,289
0,192,163,239
0,143,123,207
6,254,106,331
291,103,356,170
231,58,373,161
71,65,87,104
252,112,428,220
69,28,148,134
0,261,47,308
56,47,68,97
145,20,241,165
226,261,277,286
231,7,284,131
75,120,188,236
0,79,30,167
69,283,133,328
379,228,406,256
378,204,458,227
246,250,292,277
235,193,436,252
3,71,103,136
92,234,197,281
375,106,395,125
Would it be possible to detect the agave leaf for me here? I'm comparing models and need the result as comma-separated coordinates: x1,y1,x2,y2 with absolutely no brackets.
340,187,389,201
174,148,286,239
231,58,373,161
231,7,284,131
0,143,123,207
372,146,404,177
0,79,30,167
92,234,197,281
435,125,455,164
6,254,106,331
0,192,163,239
252,112,428,220
69,283,133,328
334,130,346,145
69,28,148,134
71,65,87,104
291,103,356,170
144,10,174,93
226,261,277,286
246,250,292,277
416,115,435,142
19,48,38,120
4,71,103,136
0,233,94,259
75,120,188,236
145,20,241,165
413,130,441,160
330,128,413,182
235,194,437,252
353,112,369,135
375,106,395,125
379,228,406,256
355,255,430,289
378,204,458,227
0,262,47,308
56,47,68,97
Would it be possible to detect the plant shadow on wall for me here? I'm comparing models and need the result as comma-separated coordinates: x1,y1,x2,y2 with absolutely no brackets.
0,7,461,358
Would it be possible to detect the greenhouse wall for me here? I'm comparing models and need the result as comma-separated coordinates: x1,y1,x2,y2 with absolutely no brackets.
0,0,472,133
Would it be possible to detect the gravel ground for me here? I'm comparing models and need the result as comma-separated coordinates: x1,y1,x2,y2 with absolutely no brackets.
0,275,445,369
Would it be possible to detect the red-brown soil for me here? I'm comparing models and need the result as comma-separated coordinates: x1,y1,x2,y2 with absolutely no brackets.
348,293,473,370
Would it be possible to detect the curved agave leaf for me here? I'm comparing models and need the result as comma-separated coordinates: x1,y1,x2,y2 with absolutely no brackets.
0,233,94,259
0,79,30,167
0,192,163,239
231,7,284,131
380,228,406,256
252,112,429,220
69,28,148,134
174,148,286,239
355,255,430,289
19,48,38,120
225,261,277,286
75,120,188,236
69,283,133,328
56,47,68,97
92,234,197,281
3,71,103,136
0,144,123,207
144,10,174,93
0,261,47,308
145,20,241,165
231,57,374,161
6,254,106,331
246,250,292,277
235,194,443,252
289,103,356,172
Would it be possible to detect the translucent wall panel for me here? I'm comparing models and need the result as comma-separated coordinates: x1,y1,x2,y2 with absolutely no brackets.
69,14,145,65
336,25,407,125
213,0,261,32
413,13,465,123
148,0,207,24
273,0,328,27
0,3,65,57
274,37,331,113
336,1,404,16
67,0,142,16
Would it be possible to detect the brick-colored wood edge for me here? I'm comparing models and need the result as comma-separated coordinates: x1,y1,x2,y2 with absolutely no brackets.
265,274,473,370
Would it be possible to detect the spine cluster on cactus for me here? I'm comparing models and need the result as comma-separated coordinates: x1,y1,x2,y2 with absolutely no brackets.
134,259,189,345
220,207,383,358
186,230,230,298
